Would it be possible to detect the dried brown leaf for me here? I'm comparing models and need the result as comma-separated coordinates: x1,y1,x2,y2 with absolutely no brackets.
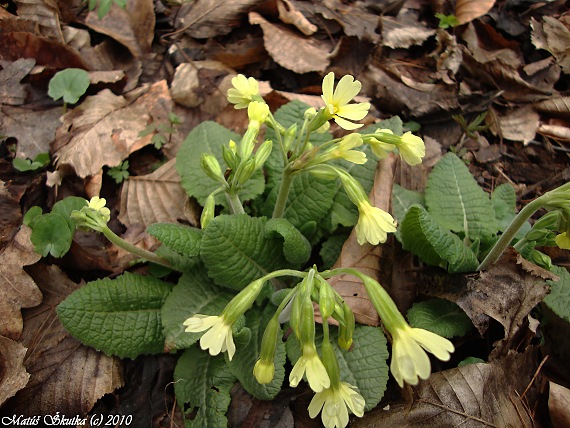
277,0,317,36
14,0,64,41
455,0,496,26
534,96,570,118
0,58,35,106
541,16,570,73
84,0,155,57
0,336,30,406
0,226,42,340
249,11,331,74
549,382,570,428
118,159,189,228
0,181,22,250
328,155,398,326
4,263,123,416
1,105,62,159
53,81,173,179
176,0,263,39
490,105,539,144
354,349,539,427
381,11,436,49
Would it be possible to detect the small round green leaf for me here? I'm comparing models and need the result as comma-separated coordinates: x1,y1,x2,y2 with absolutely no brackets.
30,213,73,257
48,68,90,104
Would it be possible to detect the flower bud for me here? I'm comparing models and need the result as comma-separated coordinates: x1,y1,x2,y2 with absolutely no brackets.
254,140,272,169
533,211,561,231
200,153,225,183
283,123,298,152
222,144,238,170
308,165,339,181
235,158,257,185
253,316,281,384
201,193,216,229
338,302,355,350
223,278,266,324
317,276,336,320
530,250,552,270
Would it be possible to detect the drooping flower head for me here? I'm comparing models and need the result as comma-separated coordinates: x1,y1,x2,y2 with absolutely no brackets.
321,72,370,130
87,196,111,223
308,382,365,428
367,129,397,159
289,343,330,392
227,74,260,109
184,314,236,360
398,132,425,166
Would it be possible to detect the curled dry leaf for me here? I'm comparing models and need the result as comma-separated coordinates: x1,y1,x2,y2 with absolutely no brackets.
549,381,570,428
4,264,123,416
118,159,189,228
489,105,539,144
0,58,35,106
0,336,30,406
353,348,539,427
277,0,317,36
455,0,496,26
53,80,173,179
175,0,263,39
84,0,155,57
0,226,42,340
327,155,398,326
249,11,331,74
381,11,436,49
14,0,64,41
534,96,570,118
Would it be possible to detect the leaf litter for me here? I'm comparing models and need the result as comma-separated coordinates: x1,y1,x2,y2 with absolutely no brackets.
1,0,569,426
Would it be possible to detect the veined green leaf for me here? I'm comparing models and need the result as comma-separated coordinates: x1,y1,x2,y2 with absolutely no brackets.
400,205,479,273
161,265,234,352
48,68,90,104
227,305,286,400
52,196,88,232
174,346,236,428
544,265,570,323
286,325,389,412
265,218,311,266
425,153,497,241
407,298,473,338
320,233,349,270
57,272,172,359
147,222,202,257
30,213,73,257
392,183,425,222
176,121,264,206
200,214,288,290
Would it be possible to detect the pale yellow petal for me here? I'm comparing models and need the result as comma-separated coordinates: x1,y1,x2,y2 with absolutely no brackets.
333,116,363,130
333,75,361,106
336,103,370,121
322,72,335,104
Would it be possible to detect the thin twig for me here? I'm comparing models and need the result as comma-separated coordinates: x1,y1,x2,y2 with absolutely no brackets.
418,399,499,428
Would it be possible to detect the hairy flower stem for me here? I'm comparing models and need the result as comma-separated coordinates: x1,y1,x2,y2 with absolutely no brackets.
226,191,245,214
101,226,173,269
272,168,294,219
477,197,545,271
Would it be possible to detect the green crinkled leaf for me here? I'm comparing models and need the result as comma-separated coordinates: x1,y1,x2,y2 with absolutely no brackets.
491,184,530,238
265,173,336,230
48,68,90,104
147,223,202,257
30,213,73,257
200,214,288,290
227,305,286,400
57,272,172,359
392,183,425,222
161,265,234,351
320,233,349,270
174,346,236,428
407,298,473,338
425,152,497,241
400,205,479,273
544,265,570,323
155,245,200,273
176,121,264,206
286,325,389,412
265,218,311,266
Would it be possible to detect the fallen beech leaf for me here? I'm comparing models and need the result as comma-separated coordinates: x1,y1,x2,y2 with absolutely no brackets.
455,0,496,26
118,159,188,228
0,181,22,250
1,105,62,160
4,264,123,416
84,0,155,57
0,58,35,106
249,11,331,74
277,0,317,36
176,0,263,39
538,122,570,142
550,382,570,428
328,155,398,326
0,336,30,406
53,81,173,178
382,11,436,49
0,226,42,340
354,349,539,427
15,0,63,41
534,96,570,118
490,105,539,144
541,16,570,73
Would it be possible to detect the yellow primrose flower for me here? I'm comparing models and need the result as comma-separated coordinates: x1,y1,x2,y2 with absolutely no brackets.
184,314,236,361
398,132,425,166
355,201,397,245
368,129,397,159
390,324,454,388
247,100,270,126
227,74,260,109
87,196,110,223
331,134,366,164
308,382,365,428
555,232,570,250
253,359,275,384
290,343,330,392
321,72,370,130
